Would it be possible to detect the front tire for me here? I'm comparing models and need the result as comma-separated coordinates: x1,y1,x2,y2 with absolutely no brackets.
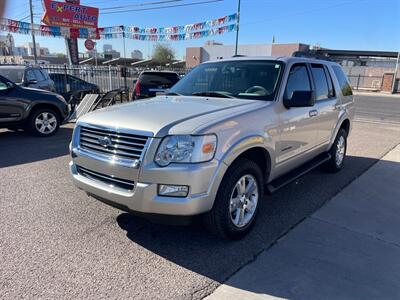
204,158,264,240
322,129,348,173
27,108,60,137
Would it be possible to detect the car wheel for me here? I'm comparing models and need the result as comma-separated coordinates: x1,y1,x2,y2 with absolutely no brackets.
204,158,264,240
27,108,60,137
322,129,347,173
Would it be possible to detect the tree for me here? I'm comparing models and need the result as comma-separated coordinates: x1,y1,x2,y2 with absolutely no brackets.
152,43,175,65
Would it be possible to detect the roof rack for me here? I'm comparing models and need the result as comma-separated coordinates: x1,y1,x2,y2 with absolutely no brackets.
292,51,332,62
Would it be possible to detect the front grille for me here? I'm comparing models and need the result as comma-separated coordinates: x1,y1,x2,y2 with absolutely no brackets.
77,165,135,191
79,126,148,160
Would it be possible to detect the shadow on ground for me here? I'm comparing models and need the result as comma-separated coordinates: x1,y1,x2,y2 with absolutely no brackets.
0,126,73,168
115,155,382,297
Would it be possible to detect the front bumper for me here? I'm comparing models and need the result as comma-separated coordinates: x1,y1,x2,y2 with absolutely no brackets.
70,159,227,216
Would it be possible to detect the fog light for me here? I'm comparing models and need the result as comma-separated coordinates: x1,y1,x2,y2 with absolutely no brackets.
158,184,189,197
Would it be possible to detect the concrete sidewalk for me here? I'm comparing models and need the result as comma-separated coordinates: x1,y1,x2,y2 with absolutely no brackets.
207,145,400,300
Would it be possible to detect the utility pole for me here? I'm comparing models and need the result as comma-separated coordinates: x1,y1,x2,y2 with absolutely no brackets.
29,0,38,64
234,0,241,56
391,51,400,94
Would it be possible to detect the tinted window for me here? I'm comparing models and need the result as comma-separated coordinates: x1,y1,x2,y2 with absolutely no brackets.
140,72,179,86
33,69,45,81
26,69,36,82
324,66,335,97
170,61,283,101
332,65,353,96
285,64,311,100
40,69,50,80
311,64,329,100
0,68,24,83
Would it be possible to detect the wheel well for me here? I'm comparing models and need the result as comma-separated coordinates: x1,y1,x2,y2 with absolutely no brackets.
29,103,62,121
340,119,350,135
232,147,271,181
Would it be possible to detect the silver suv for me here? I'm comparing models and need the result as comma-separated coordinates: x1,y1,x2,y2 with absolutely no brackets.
70,57,354,239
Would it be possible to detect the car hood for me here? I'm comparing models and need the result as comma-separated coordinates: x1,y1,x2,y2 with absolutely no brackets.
77,95,267,137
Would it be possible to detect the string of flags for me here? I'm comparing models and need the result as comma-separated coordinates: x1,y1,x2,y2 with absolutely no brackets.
0,13,237,41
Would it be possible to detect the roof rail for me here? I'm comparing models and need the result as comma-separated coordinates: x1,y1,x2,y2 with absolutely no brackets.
292,51,332,62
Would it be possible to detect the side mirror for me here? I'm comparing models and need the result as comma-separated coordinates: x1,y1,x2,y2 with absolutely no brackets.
283,90,315,108
27,79,38,85
6,82,14,89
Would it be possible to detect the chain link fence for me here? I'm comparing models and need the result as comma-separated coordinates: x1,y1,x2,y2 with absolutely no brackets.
42,64,189,94
347,74,384,91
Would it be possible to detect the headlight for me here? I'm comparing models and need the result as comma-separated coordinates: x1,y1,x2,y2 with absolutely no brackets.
155,135,217,167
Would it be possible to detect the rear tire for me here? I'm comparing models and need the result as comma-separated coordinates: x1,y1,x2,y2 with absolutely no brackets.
204,158,264,240
26,108,60,137
322,129,347,173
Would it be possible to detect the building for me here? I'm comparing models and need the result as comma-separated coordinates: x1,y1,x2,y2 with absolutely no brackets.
131,50,143,60
13,46,28,56
103,44,113,52
0,34,15,56
186,42,309,68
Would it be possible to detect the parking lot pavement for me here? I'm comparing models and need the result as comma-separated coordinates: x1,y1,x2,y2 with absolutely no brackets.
1,95,400,299
207,145,400,300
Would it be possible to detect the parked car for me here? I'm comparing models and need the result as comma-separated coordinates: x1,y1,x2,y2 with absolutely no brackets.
70,56,354,239
0,75,69,136
0,65,56,92
133,71,180,99
48,73,100,104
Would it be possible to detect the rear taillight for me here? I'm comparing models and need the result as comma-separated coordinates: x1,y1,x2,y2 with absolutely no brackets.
134,81,141,97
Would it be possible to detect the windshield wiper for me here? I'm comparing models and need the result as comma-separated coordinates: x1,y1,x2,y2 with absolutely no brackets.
192,91,235,99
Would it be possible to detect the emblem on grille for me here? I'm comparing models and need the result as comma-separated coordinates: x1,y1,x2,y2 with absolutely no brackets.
98,136,112,148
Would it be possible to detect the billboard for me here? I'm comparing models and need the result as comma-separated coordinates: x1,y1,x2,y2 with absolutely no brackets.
42,0,99,29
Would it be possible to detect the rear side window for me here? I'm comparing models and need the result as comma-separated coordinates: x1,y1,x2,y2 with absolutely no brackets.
311,64,329,100
285,64,311,100
0,68,24,83
33,69,45,81
140,72,179,86
332,65,353,96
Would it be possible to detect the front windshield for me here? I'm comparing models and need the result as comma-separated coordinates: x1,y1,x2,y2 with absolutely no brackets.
170,60,284,101
0,68,24,83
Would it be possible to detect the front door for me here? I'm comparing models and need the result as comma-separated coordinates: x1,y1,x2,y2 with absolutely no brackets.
277,63,319,167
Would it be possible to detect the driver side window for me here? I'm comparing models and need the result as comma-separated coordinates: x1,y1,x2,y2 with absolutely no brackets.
285,64,311,100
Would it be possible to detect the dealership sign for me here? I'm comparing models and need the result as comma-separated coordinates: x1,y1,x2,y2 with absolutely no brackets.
42,0,99,28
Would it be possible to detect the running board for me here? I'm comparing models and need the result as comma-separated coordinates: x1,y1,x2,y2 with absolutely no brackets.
266,153,331,194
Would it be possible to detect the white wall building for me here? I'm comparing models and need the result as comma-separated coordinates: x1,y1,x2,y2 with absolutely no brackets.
131,49,143,59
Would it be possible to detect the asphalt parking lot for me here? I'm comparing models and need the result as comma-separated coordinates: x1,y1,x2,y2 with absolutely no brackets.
1,94,400,299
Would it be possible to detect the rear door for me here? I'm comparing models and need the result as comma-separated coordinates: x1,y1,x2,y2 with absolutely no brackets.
309,64,340,146
277,63,318,164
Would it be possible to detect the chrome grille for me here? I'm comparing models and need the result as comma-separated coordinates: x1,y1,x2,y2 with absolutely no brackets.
79,126,148,160
77,165,135,191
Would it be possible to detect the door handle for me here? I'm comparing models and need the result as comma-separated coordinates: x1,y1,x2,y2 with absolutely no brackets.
309,109,318,117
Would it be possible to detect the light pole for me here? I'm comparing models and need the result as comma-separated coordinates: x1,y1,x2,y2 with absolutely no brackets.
391,51,400,94
234,0,241,56
29,0,38,64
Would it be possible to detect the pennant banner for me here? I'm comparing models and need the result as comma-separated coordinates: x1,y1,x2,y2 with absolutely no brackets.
124,13,237,35
0,13,237,41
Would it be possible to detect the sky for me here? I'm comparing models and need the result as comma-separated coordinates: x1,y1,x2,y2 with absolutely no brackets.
3,0,400,59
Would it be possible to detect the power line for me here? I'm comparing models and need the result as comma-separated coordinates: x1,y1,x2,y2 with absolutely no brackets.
101,0,223,15
100,0,183,11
